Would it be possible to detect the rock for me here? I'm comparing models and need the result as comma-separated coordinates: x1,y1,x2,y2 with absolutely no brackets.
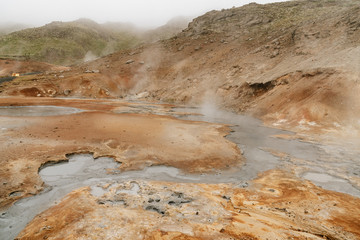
139,61,145,65
194,46,201,51
270,50,280,58
136,92,149,98
126,60,135,64
63,89,71,96
58,75,64,78
84,70,99,73
178,45,184,51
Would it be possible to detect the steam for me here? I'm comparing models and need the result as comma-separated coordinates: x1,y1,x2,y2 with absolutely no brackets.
83,51,98,62
198,90,235,122
101,42,118,57
199,91,219,118
129,48,164,95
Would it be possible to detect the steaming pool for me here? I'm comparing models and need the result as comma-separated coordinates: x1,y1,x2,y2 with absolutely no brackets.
0,100,359,239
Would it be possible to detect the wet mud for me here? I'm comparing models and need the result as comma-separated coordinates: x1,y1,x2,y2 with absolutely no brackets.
0,97,359,239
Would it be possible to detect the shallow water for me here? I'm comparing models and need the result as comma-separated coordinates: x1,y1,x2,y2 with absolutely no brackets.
0,105,82,116
1,101,360,239
174,105,360,197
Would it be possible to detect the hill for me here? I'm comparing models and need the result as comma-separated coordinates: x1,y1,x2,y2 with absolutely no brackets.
0,18,191,66
143,16,191,42
1,0,360,137
0,19,141,65
0,22,31,36
75,0,360,136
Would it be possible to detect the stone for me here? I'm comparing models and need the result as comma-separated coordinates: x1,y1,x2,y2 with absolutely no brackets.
63,89,71,96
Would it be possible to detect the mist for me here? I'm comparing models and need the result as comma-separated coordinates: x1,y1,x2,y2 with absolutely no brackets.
1,0,287,28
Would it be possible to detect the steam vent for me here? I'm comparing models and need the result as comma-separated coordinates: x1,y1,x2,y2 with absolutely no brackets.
1,0,360,239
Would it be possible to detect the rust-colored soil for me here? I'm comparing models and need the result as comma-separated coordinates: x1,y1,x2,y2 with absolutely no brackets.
0,59,68,77
0,97,242,209
1,1,360,239
16,170,360,240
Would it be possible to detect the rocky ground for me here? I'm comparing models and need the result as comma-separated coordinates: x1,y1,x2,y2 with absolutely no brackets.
16,171,360,240
0,0,360,239
1,0,359,138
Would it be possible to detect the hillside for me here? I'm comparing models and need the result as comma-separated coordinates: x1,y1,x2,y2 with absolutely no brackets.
143,16,191,42
2,1,360,239
0,18,191,66
0,22,31,36
0,19,141,65
1,0,360,137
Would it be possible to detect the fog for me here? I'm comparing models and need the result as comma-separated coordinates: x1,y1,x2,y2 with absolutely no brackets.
1,0,286,28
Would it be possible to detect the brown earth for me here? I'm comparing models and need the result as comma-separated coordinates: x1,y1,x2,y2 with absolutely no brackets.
16,170,360,240
0,59,68,77
1,0,360,239
1,1,360,139
0,97,241,209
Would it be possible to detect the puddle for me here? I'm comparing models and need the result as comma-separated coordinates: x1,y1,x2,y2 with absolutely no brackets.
303,172,346,183
303,172,360,197
39,154,120,186
175,105,360,195
174,106,315,178
0,154,121,240
0,105,82,116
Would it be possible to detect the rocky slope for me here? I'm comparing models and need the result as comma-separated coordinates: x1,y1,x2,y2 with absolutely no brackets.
143,16,191,42
2,0,359,138
1,1,360,239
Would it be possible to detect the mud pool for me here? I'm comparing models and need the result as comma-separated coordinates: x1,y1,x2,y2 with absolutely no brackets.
0,105,82,116
0,100,360,240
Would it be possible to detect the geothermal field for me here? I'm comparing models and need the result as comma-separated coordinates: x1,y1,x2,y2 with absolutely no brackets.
1,0,360,239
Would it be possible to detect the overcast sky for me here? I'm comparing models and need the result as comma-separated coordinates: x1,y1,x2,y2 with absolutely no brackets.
1,0,287,28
